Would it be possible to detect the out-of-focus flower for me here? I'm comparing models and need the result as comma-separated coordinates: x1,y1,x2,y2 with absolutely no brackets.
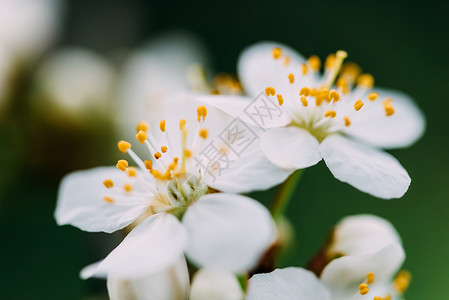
0,0,63,60
246,267,332,300
55,99,291,281
106,256,190,300
201,42,425,199
118,31,210,140
0,46,14,111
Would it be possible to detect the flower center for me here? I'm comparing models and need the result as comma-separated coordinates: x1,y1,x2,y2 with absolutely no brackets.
266,47,396,142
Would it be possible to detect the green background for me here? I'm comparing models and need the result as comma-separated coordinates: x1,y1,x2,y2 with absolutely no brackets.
1,0,448,299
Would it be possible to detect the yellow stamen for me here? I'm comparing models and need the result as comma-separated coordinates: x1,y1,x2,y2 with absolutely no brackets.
299,87,310,97
288,73,295,84
308,55,321,71
160,120,166,132
341,62,361,83
179,119,187,130
368,92,379,101
104,196,114,204
265,87,276,96
169,158,178,170
150,169,165,180
324,53,336,69
300,96,308,107
383,98,395,116
117,141,131,153
154,152,162,160
354,99,364,111
323,50,348,88
199,129,208,139
116,160,128,172
136,121,149,133
277,94,284,106
366,272,375,285
197,105,207,122
184,149,192,158
329,89,340,102
180,128,188,174
394,270,411,293
374,297,382,300
336,77,349,94
301,63,308,75
127,167,137,177
325,110,337,118
358,283,369,295
103,179,114,189
344,116,351,126
136,130,147,144
161,146,168,153
357,73,374,88
144,160,153,170
272,47,282,59
123,183,132,193
283,56,290,66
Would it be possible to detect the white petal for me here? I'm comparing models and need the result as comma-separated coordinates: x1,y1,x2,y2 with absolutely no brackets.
247,268,332,300
199,94,291,129
206,140,293,193
82,213,188,279
237,42,306,97
260,127,322,170
107,255,190,300
55,167,150,233
190,269,243,300
183,193,275,273
320,135,410,199
330,214,401,256
344,87,425,149
321,244,405,300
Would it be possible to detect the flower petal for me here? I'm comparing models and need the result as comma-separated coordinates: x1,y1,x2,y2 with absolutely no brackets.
330,214,401,256
199,94,291,129
183,193,275,273
107,255,190,300
320,244,405,300
206,140,293,193
320,135,410,199
55,167,150,233
344,87,425,149
190,269,243,300
247,267,332,300
260,127,322,170
81,213,188,279
237,41,306,97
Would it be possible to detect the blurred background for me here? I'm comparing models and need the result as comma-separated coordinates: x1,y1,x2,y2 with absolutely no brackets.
0,0,448,299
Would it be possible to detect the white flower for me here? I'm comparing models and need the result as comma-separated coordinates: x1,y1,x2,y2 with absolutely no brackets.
246,267,332,300
32,47,116,118
55,101,290,279
190,268,244,300
0,0,63,59
200,42,425,199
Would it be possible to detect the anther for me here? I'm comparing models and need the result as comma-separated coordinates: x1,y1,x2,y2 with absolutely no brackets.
354,99,364,111
329,89,340,102
136,121,149,133
272,47,282,59
357,74,374,88
144,160,153,170
136,130,147,144
116,160,128,172
344,116,351,126
161,146,168,153
301,63,308,75
300,96,308,107
103,179,114,189
160,120,166,132
394,270,411,293
366,272,375,285
341,62,361,82
154,152,162,160
308,55,321,71
127,167,137,177
383,99,395,116
358,283,369,295
117,141,131,153
197,105,208,122
104,196,114,204
184,149,192,158
324,53,336,69
325,110,337,118
265,87,276,96
368,92,379,101
199,129,208,139
283,56,290,65
124,184,132,193
179,119,187,130
288,73,295,84
299,87,310,97
277,94,284,106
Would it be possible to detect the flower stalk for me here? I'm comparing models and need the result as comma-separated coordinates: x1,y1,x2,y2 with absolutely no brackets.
271,169,304,220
